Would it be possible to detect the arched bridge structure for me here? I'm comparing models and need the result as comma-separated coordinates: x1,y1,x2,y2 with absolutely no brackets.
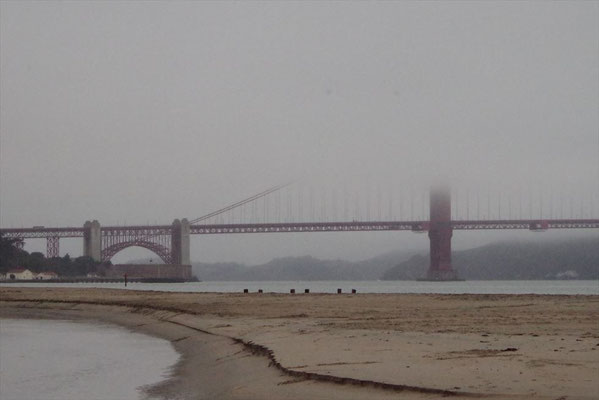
95,221,190,265
101,239,172,264
1,219,191,266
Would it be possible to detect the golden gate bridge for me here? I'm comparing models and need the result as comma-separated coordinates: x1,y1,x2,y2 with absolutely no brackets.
1,184,598,281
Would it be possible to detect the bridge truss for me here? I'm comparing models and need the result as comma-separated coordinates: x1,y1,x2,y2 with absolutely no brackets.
3,219,598,240
2,218,598,261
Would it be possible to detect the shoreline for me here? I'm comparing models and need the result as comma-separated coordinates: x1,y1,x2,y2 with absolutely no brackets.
1,288,598,399
0,302,453,400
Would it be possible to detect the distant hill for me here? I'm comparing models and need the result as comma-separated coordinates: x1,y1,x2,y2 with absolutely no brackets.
136,236,599,281
192,250,417,281
382,236,599,280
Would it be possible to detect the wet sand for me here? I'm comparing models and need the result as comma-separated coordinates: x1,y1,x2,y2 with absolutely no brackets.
1,287,598,399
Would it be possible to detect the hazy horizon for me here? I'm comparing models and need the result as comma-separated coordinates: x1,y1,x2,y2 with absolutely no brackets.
1,2,597,264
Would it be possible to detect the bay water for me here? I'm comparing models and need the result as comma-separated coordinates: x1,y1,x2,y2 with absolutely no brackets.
0,318,179,400
1,280,597,295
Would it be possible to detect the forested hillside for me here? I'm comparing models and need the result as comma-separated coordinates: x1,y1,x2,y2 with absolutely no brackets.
382,237,599,280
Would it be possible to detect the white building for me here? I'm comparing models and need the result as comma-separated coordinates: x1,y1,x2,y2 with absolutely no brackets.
35,271,58,280
6,268,35,280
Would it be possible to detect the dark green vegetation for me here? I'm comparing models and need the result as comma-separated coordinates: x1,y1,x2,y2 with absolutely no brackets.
191,236,598,281
0,233,104,276
383,236,599,280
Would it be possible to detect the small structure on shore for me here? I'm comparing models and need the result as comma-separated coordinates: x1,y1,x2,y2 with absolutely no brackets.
2,269,59,280
35,271,58,280
5,268,35,280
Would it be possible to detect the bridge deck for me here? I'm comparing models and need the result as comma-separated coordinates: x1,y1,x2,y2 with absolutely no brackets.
1,219,598,238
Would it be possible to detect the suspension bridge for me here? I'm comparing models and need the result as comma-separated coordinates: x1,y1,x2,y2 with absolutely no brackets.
1,184,598,280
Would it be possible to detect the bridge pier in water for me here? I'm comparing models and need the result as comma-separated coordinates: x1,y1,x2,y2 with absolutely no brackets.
426,186,459,281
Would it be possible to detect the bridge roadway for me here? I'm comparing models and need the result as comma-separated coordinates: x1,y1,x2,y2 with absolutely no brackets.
2,218,599,239
2,218,598,280
3,183,597,280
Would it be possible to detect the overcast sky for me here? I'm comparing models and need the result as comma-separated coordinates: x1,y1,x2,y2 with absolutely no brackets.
1,1,598,264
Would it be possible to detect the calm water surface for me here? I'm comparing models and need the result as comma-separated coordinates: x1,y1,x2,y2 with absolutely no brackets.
2,280,597,295
0,318,179,400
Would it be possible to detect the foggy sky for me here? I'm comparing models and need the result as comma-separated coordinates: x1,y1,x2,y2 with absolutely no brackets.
1,1,598,264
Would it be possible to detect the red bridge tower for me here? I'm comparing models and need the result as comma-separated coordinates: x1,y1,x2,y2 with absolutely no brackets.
427,185,459,280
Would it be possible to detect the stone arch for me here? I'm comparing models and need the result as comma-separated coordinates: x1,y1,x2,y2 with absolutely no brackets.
101,240,172,264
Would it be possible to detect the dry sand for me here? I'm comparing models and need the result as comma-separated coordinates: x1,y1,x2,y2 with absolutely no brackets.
1,287,598,400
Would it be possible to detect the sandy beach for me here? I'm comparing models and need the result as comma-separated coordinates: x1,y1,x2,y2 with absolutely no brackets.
1,287,597,400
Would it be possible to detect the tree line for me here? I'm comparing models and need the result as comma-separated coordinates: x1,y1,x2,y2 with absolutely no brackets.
0,234,107,277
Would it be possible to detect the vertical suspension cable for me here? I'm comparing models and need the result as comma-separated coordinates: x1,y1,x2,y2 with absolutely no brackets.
454,187,459,221
332,187,337,221
366,190,370,221
539,188,543,219
343,185,348,221
289,189,295,222
399,188,403,220
263,196,270,223
518,188,522,220
320,188,326,222
421,191,425,220
497,191,500,219
549,189,553,219
477,190,480,220
288,190,292,222
410,187,414,221
310,187,314,221
466,189,470,220
377,185,382,220
529,186,533,219
388,189,393,220
277,190,281,223
298,185,303,222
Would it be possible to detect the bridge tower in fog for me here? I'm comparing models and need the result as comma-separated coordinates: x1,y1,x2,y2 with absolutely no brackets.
427,186,458,280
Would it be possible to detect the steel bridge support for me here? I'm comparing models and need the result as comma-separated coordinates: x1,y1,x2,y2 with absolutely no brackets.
46,236,60,258
83,220,102,261
426,185,458,280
